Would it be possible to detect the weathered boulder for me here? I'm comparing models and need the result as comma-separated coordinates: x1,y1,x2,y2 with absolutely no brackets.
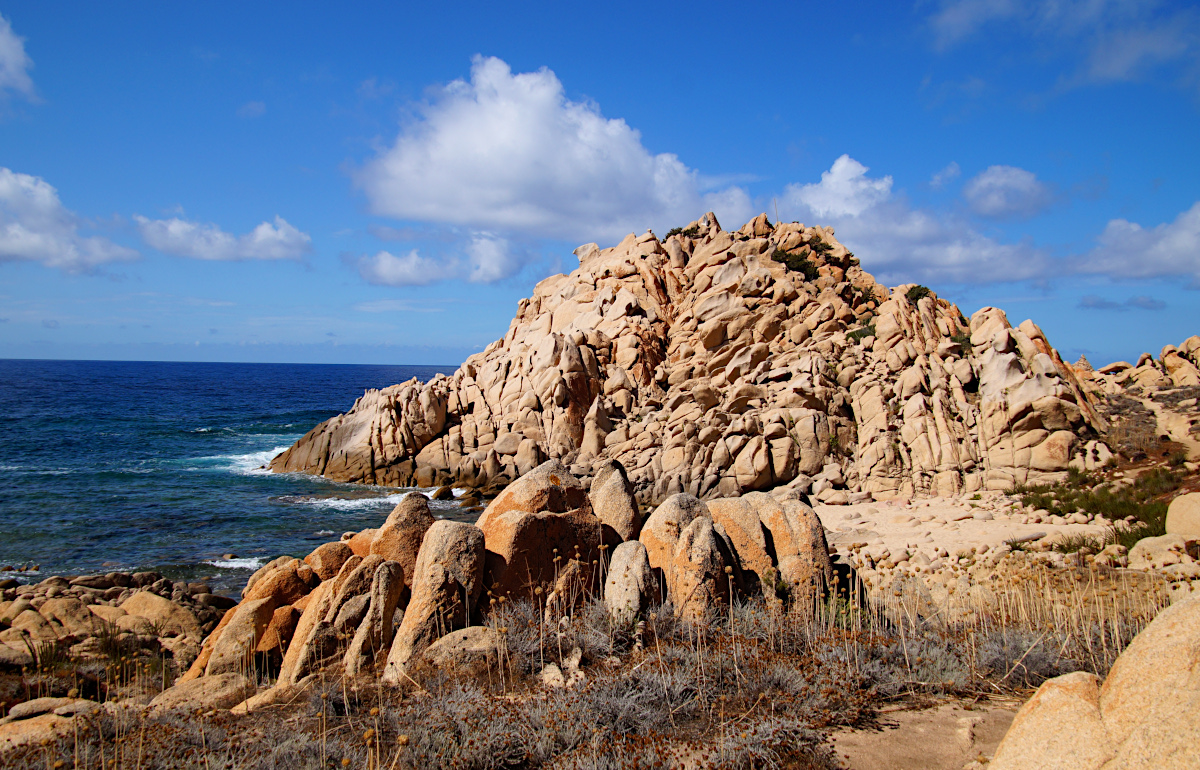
344,560,406,677
204,598,276,676
604,540,661,626
989,672,1113,770
242,559,310,606
383,521,485,682
422,626,502,675
1166,492,1200,541
745,493,833,604
476,460,602,599
707,497,772,592
150,673,257,713
254,605,299,655
589,460,642,546
120,591,201,638
304,541,354,581
37,597,96,638
370,493,436,586
276,579,335,686
669,517,734,622
989,593,1200,769
639,493,709,579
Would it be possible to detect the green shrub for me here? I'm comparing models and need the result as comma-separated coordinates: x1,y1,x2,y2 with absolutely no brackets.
847,324,876,343
664,225,698,239
905,285,932,303
1012,467,1180,536
950,331,972,349
772,249,819,281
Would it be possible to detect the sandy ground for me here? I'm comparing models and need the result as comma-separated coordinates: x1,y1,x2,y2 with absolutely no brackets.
814,491,1109,570
829,700,1020,770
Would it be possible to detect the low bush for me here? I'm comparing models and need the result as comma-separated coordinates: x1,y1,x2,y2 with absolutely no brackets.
905,285,932,303
772,249,820,281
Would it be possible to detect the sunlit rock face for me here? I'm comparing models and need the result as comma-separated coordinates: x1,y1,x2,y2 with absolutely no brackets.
270,212,1103,504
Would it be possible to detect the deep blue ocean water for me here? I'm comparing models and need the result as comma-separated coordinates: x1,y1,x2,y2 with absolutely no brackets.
0,359,468,595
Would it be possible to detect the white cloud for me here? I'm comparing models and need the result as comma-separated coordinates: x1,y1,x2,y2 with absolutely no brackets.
1077,201,1200,283
963,165,1053,219
355,249,448,286
929,1,1200,86
466,232,522,283
356,55,750,244
784,155,892,219
135,215,311,260
0,167,137,272
782,155,1047,285
930,162,961,189
0,13,34,99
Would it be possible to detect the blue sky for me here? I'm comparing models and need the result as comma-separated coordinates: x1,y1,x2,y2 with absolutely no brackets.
1,1,1198,366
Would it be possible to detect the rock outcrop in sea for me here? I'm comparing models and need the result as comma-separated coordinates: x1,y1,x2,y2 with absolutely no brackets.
271,212,1114,504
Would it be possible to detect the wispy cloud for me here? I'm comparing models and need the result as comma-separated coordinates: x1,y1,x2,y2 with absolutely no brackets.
237,100,266,118
0,13,35,101
963,165,1053,220
930,162,961,189
135,215,311,261
1078,294,1167,311
354,299,447,313
928,0,1200,91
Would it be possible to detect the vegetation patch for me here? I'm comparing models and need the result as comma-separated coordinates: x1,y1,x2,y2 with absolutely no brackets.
772,249,820,281
1012,466,1182,550
905,285,932,303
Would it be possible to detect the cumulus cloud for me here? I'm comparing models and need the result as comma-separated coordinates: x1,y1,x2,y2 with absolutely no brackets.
0,13,34,100
1079,294,1167,311
781,155,1046,285
1076,201,1200,283
355,231,534,287
355,249,448,286
786,155,892,218
0,167,137,272
135,215,311,261
356,55,751,244
964,165,1053,219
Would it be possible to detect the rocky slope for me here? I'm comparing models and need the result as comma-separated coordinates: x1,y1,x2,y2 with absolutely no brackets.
272,212,1117,504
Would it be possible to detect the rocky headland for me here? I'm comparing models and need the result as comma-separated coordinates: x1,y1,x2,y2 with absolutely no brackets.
4,213,1200,768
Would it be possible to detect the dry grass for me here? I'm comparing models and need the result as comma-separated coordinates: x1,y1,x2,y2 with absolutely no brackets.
5,553,1173,769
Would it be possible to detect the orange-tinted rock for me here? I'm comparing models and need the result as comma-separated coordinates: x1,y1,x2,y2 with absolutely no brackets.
369,493,435,586
304,542,354,581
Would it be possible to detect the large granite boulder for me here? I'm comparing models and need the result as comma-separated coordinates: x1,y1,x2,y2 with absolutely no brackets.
383,521,485,682
476,460,602,599
989,593,1200,769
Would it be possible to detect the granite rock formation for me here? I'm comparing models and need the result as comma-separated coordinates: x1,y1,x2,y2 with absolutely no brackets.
271,213,1106,503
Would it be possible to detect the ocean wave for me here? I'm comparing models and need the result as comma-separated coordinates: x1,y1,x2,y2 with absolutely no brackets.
204,557,265,570
191,446,292,475
280,492,417,512
314,530,334,536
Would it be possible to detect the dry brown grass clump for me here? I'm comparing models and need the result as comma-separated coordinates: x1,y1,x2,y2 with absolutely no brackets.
4,558,1174,769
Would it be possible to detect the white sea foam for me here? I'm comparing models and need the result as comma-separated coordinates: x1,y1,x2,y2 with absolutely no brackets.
288,492,412,511
204,557,265,570
195,446,291,475
314,530,335,536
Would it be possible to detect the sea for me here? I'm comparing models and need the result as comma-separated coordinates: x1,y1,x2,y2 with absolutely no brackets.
0,359,474,596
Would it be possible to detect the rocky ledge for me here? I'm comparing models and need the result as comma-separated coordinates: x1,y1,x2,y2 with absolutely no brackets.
270,212,1161,505
0,572,232,673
